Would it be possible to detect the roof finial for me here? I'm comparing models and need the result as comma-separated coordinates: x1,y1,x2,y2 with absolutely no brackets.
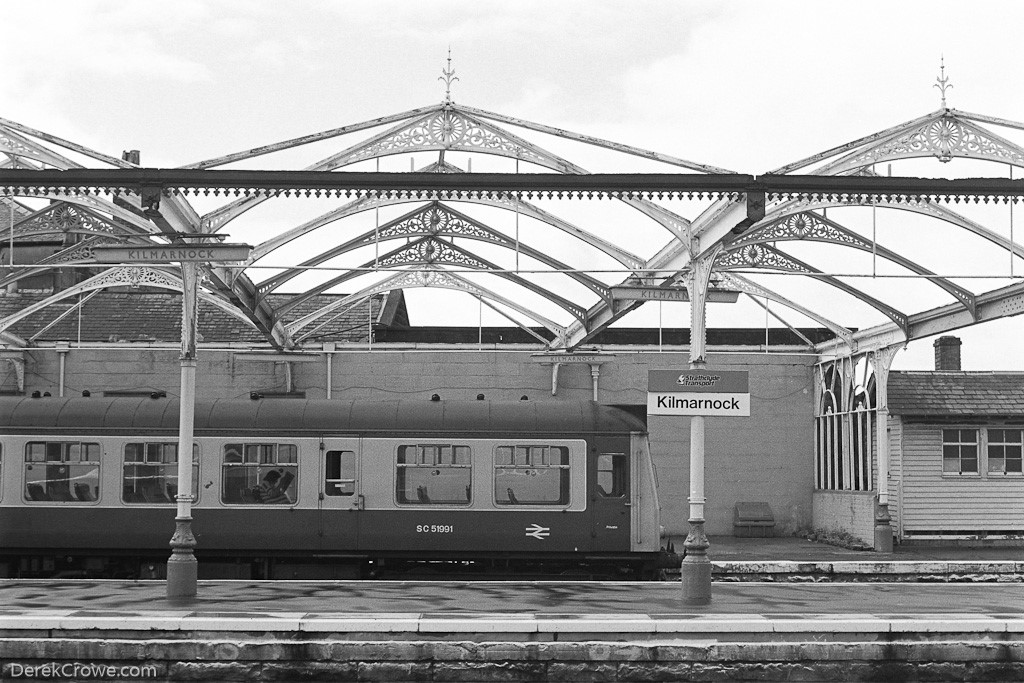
439,47,459,106
934,55,953,109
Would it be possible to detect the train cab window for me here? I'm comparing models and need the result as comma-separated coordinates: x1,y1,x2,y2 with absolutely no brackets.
325,450,355,496
396,444,471,505
597,453,628,497
123,443,199,504
221,443,298,505
24,441,100,503
494,445,570,506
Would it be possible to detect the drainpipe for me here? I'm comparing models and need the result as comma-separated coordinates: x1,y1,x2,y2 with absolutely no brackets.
323,342,335,399
55,341,70,397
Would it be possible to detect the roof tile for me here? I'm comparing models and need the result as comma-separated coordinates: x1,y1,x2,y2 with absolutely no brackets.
889,372,1024,417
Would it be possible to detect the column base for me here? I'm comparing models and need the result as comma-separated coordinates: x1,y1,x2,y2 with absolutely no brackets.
680,555,712,605
167,516,198,599
166,554,198,599
680,520,712,604
874,500,894,553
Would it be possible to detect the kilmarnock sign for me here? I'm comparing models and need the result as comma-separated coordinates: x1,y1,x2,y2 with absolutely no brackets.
610,286,740,303
531,352,615,365
647,369,750,416
91,244,252,264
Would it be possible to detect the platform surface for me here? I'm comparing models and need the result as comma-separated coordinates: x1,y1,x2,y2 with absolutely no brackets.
3,537,1022,636
2,579,1023,636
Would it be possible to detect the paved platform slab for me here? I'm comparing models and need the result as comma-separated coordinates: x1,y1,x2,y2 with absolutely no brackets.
2,579,1023,622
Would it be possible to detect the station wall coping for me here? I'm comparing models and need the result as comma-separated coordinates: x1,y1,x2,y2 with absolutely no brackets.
2,611,1024,635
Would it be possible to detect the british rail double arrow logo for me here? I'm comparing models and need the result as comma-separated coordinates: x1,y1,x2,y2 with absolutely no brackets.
525,523,550,540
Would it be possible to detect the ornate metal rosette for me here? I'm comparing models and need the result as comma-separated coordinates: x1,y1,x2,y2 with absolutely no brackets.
741,244,765,265
429,111,466,145
788,213,813,238
418,240,439,262
926,119,963,162
52,204,81,231
419,206,450,233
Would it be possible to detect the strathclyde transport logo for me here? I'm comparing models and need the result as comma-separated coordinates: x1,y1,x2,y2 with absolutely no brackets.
676,373,720,388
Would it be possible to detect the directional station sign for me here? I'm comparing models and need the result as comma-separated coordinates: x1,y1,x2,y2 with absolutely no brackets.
91,244,252,264
647,369,750,417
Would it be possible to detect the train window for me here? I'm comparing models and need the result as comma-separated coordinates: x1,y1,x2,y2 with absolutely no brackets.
325,450,355,496
221,443,298,505
123,443,200,504
396,444,471,505
597,453,627,497
24,441,101,503
494,445,569,506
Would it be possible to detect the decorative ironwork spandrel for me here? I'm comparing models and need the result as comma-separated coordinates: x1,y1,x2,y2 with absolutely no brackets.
344,110,550,166
715,243,814,273
843,116,1024,168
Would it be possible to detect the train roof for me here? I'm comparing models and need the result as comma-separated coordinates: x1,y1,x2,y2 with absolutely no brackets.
0,397,646,435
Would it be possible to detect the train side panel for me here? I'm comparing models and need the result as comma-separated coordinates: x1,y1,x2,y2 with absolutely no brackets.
0,398,665,577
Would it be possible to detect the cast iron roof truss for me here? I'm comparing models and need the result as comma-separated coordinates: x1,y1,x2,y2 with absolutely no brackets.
2,104,1024,359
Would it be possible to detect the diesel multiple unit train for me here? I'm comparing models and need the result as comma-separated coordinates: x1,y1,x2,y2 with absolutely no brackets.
0,396,674,579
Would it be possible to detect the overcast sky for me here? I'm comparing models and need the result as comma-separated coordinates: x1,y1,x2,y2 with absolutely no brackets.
5,0,1024,370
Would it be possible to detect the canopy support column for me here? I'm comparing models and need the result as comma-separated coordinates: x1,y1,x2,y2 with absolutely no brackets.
873,345,901,552
168,260,199,599
680,251,717,604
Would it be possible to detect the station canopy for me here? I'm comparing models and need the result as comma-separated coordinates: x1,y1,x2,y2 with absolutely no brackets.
3,78,1024,360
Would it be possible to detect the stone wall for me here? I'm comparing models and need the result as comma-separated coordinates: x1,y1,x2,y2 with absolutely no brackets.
4,344,815,536
3,632,1022,682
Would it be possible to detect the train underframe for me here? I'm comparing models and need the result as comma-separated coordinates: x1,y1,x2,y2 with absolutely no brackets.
1,547,680,581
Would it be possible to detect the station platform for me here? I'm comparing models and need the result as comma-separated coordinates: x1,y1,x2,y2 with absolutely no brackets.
2,537,1022,681
693,534,1024,582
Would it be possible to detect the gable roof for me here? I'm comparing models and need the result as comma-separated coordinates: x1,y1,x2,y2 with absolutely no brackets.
888,371,1024,417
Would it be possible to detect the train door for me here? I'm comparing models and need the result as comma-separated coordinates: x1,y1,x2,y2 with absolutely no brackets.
589,436,631,551
318,437,360,551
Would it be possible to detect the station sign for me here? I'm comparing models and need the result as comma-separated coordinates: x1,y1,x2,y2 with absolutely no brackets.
647,369,750,416
91,244,252,264
610,286,740,303
531,352,615,365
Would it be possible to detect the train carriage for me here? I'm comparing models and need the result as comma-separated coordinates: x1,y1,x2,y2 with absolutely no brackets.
0,396,671,579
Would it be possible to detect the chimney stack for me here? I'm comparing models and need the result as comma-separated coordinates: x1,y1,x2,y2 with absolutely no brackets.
934,336,962,371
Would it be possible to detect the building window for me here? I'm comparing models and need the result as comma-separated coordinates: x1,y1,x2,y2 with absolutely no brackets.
325,450,356,496
987,429,1023,475
814,356,875,492
123,443,199,504
221,443,298,505
396,444,471,505
24,441,101,502
942,429,979,475
494,445,570,506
